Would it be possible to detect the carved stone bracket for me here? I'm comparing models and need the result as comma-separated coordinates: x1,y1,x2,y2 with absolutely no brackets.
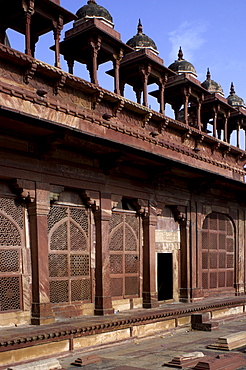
142,112,152,128
24,60,37,84
236,152,246,164
169,205,187,224
50,186,64,203
81,190,100,212
159,118,169,133
92,91,104,110
113,99,125,117
11,179,35,203
212,141,221,154
54,74,66,95
133,199,148,217
182,128,191,142
222,145,231,158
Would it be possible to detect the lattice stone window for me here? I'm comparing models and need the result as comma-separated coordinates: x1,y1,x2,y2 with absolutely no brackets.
202,212,234,292
0,197,24,312
109,212,140,298
48,205,91,304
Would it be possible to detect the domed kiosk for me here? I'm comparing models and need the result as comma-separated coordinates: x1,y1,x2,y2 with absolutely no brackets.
168,47,197,77
75,0,114,28
57,0,132,91
126,20,158,55
227,83,245,108
201,69,224,96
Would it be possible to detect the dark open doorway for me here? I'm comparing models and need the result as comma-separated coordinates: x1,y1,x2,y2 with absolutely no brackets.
157,253,173,301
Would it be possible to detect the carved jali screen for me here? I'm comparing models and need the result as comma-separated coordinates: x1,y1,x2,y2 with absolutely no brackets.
0,197,24,311
48,205,92,304
109,212,140,298
202,212,234,292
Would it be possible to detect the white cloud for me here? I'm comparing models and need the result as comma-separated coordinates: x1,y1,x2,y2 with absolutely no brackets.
168,21,207,63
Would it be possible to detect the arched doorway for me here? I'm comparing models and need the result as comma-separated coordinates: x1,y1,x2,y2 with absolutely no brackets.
201,212,235,296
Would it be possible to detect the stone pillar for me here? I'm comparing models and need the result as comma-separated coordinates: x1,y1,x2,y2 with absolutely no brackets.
182,88,190,125
28,182,55,325
94,192,114,315
168,206,190,302
24,11,32,56
142,204,158,308
113,49,123,95
224,114,229,142
0,28,6,44
66,58,75,75
172,103,182,121
53,16,64,68
133,86,142,104
158,75,167,114
213,107,217,138
236,119,241,148
196,97,203,131
87,36,101,85
140,65,151,107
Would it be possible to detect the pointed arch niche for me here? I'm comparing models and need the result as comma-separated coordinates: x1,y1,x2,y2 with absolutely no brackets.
201,212,235,297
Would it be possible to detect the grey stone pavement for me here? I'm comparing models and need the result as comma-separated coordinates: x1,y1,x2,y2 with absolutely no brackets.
58,315,246,369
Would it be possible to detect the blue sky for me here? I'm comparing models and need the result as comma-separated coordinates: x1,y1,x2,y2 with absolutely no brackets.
7,0,246,109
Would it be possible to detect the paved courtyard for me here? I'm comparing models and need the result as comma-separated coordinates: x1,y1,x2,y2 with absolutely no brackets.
58,315,246,369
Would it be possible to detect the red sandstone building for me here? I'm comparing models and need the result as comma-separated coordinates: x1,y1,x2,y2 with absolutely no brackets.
0,0,246,367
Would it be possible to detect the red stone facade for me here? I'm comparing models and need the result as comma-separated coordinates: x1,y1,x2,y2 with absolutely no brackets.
0,1,245,328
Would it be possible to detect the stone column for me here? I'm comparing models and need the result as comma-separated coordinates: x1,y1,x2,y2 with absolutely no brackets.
140,65,151,107
182,88,190,125
224,114,229,142
158,75,167,114
113,49,123,95
28,182,55,325
24,11,32,56
196,97,203,131
133,86,142,104
212,106,218,138
142,204,158,308
236,119,241,148
94,192,114,315
53,16,64,68
66,58,75,75
236,209,245,295
87,36,101,85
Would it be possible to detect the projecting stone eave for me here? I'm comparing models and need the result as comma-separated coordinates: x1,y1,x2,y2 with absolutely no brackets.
0,43,245,184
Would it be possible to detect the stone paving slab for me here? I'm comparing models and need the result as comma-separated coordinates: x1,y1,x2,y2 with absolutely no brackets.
58,316,246,369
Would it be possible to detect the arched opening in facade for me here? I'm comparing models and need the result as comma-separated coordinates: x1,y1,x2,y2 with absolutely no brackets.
201,212,235,297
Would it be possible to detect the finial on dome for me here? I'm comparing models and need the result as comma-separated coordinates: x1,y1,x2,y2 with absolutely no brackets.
87,0,96,3
206,68,211,80
230,82,235,95
138,19,143,34
178,47,184,60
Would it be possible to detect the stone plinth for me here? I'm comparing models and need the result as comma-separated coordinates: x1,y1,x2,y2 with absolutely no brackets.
208,331,246,350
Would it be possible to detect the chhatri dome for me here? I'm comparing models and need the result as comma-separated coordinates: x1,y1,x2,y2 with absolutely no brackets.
227,82,245,108
75,0,114,28
168,47,197,77
201,69,224,96
126,20,159,55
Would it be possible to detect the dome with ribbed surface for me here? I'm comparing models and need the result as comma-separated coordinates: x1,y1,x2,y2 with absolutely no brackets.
201,69,224,96
227,82,245,107
168,47,197,77
76,0,114,27
126,20,158,55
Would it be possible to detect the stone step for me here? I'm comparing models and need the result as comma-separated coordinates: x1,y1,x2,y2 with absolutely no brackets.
208,331,246,350
193,353,246,370
164,351,205,368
